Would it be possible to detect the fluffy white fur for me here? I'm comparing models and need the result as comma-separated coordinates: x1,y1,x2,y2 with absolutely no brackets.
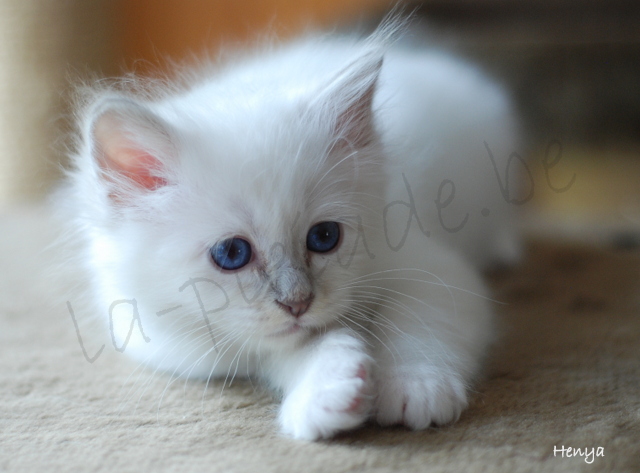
64,23,520,441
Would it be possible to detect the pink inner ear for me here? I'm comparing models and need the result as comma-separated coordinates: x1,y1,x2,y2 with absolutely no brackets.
94,110,168,191
101,147,167,190
329,57,381,150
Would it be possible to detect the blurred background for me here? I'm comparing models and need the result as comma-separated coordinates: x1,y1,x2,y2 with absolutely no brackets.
1,0,639,241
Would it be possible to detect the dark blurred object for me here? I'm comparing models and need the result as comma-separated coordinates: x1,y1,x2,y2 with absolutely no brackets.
611,231,640,251
407,1,640,146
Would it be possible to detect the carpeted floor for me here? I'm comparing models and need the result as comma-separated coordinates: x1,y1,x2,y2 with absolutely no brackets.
1,204,638,473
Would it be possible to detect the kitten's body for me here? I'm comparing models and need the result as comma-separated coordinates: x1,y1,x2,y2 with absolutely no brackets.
65,27,520,440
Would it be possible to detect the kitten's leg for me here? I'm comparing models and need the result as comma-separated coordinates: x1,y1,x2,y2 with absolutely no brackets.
266,329,374,440
372,327,472,429
367,241,494,430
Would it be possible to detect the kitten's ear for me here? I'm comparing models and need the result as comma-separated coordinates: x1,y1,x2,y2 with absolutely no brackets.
89,98,176,192
315,52,383,149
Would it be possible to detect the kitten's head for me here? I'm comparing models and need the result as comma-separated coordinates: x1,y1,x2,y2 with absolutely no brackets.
73,47,386,358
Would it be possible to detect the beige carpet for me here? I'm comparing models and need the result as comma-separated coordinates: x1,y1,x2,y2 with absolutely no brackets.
1,205,639,473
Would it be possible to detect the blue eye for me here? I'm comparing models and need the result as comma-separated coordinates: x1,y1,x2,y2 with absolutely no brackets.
306,222,340,253
210,238,252,270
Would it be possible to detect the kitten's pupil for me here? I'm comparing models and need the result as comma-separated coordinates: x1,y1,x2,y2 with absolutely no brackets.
307,222,340,253
211,238,252,270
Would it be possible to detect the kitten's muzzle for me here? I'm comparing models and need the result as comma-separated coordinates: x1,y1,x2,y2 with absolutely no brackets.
276,294,315,318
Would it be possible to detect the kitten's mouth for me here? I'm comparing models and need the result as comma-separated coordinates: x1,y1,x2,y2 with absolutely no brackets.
269,323,305,338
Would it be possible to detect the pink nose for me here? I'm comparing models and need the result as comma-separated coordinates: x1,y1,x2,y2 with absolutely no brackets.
277,295,314,318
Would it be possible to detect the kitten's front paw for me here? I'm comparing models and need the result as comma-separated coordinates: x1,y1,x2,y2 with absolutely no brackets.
374,366,468,430
279,354,373,441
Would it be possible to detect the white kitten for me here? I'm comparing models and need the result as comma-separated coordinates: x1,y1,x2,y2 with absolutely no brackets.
64,22,520,440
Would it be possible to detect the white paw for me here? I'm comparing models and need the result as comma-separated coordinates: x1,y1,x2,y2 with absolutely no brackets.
278,353,373,440
374,365,468,430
